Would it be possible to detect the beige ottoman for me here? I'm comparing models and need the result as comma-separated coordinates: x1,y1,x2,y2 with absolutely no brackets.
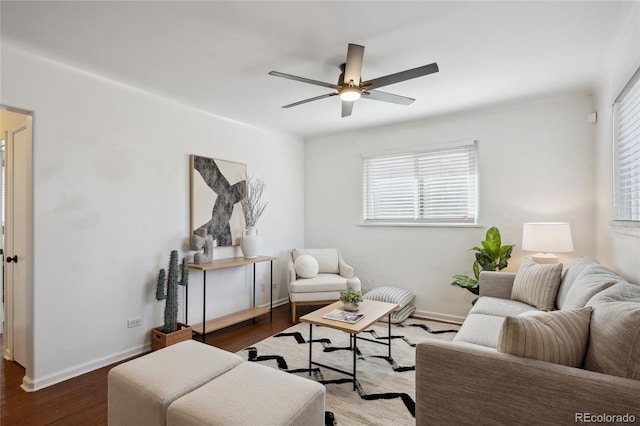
167,361,326,426
108,340,243,426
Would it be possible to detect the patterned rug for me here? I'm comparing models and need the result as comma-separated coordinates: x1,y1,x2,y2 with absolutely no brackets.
237,318,459,426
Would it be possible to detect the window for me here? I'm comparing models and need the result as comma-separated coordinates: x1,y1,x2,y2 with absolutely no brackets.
614,66,640,222
363,140,477,224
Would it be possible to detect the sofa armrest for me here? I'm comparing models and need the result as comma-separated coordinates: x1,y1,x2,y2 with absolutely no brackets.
338,253,354,278
416,340,640,426
478,271,516,299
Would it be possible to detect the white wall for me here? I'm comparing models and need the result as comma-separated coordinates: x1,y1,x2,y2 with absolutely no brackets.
594,1,640,284
1,44,304,390
305,93,596,321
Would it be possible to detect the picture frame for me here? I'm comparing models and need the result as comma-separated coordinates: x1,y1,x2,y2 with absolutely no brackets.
190,154,247,247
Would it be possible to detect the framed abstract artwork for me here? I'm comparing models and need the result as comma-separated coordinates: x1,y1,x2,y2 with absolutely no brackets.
190,155,247,246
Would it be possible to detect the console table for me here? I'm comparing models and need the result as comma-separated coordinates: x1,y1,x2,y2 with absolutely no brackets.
187,255,276,342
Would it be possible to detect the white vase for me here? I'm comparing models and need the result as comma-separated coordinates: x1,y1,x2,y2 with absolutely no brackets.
240,226,261,259
342,302,359,312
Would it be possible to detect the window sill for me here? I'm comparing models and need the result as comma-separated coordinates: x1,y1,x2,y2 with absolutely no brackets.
610,220,640,237
358,222,484,228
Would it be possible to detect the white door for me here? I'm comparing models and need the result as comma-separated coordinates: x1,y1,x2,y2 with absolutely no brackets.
5,119,32,368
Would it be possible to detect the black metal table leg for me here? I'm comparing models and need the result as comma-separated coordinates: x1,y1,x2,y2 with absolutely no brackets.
270,260,273,320
308,324,313,376
388,313,392,358
352,333,357,390
202,272,207,343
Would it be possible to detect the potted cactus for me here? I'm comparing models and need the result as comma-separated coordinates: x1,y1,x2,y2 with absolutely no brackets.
151,250,192,351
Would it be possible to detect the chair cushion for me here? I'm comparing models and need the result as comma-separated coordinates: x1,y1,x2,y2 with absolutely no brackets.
289,273,348,293
497,307,592,367
294,254,318,278
511,259,563,311
293,248,339,274
585,281,640,380
556,256,599,309
561,264,620,310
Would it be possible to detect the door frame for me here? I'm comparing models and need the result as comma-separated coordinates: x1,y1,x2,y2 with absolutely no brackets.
1,106,34,391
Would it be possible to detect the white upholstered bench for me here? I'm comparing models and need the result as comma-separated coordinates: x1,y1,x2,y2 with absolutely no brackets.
167,361,326,426
108,340,326,426
108,340,243,426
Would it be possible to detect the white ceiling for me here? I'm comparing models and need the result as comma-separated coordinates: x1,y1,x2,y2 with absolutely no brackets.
0,1,631,139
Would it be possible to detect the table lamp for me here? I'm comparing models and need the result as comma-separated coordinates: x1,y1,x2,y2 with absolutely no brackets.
521,222,574,263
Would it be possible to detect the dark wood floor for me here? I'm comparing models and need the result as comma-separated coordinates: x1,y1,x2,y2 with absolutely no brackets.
1,303,313,426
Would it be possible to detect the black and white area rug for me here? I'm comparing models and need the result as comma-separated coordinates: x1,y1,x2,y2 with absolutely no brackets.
237,319,459,426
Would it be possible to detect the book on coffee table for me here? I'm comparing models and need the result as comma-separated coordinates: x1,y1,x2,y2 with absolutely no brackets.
322,309,365,324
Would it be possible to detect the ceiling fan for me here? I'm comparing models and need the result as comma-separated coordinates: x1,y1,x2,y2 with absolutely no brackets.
268,43,439,118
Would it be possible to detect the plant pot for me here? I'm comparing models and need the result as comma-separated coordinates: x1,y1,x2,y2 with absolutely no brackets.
150,322,192,351
240,226,261,258
342,302,360,312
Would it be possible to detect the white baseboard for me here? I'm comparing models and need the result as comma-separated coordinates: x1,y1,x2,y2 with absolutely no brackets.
413,309,465,325
24,343,150,392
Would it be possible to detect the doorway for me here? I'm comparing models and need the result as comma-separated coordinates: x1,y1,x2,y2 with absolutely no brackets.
1,107,33,380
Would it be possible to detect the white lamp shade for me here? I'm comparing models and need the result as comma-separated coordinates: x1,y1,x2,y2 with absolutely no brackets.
522,222,574,253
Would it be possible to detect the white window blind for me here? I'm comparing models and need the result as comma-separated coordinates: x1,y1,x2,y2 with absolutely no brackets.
363,141,477,224
614,66,640,221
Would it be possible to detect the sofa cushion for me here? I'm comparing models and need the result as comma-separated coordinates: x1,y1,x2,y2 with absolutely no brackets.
453,313,505,349
511,259,563,311
470,296,539,318
556,256,599,309
294,254,318,278
293,248,339,274
561,264,620,310
585,281,640,380
497,307,592,367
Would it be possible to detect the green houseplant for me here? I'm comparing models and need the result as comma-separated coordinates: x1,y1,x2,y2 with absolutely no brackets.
340,289,363,311
451,226,514,297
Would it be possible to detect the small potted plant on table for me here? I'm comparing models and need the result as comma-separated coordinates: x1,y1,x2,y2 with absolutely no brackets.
340,289,363,312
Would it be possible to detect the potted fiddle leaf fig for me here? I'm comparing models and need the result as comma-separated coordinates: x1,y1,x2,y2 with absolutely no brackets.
451,226,514,298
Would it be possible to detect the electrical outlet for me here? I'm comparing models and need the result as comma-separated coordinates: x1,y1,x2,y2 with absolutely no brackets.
272,281,277,289
127,318,142,328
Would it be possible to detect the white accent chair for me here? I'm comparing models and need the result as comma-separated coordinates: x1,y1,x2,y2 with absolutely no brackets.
288,248,354,322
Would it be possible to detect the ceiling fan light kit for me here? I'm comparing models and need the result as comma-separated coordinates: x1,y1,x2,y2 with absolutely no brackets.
269,43,439,117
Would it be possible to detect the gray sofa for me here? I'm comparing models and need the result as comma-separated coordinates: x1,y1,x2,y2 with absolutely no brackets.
416,257,640,425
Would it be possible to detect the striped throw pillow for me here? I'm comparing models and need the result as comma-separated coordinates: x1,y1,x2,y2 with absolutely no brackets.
497,307,592,367
511,259,563,311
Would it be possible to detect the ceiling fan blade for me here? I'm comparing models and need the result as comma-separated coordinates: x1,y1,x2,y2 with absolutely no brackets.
361,63,439,90
363,90,415,105
282,93,337,108
341,100,355,117
343,44,365,86
269,71,340,90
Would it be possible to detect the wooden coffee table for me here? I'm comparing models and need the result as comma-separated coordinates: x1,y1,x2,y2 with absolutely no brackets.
299,299,399,390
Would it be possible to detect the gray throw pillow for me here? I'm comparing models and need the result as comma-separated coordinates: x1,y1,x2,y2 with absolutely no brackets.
562,264,620,310
585,281,640,380
556,256,599,309
511,259,563,311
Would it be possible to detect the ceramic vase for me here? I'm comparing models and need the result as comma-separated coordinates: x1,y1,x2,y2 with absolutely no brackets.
240,226,261,258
